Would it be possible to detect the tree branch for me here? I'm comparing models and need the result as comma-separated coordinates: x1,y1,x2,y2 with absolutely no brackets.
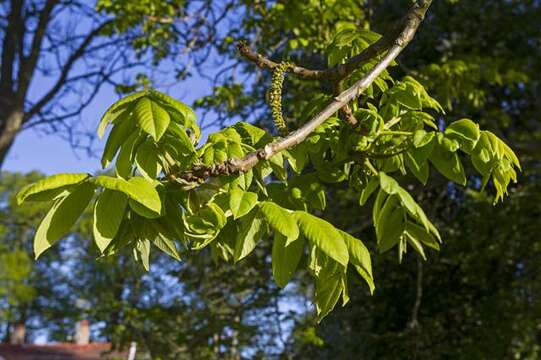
24,20,111,121
174,0,432,183
16,0,59,98
0,0,23,97
237,0,430,81
409,257,423,330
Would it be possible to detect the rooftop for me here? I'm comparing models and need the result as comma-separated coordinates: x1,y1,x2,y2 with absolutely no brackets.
0,343,127,360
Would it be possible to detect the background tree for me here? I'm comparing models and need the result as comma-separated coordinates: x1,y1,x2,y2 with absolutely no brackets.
0,0,145,166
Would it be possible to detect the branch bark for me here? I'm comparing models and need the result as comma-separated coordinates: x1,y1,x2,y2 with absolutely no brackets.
16,0,59,98
176,0,432,183
0,0,23,96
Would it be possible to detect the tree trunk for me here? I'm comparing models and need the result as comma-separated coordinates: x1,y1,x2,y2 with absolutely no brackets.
0,109,24,168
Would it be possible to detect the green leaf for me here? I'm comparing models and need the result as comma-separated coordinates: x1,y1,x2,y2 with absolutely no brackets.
378,172,400,195
232,121,271,147
272,233,305,288
128,198,161,219
166,122,196,153
142,221,181,260
91,176,162,215
152,234,181,260
444,119,480,153
126,177,162,215
234,209,265,262
93,189,128,253
34,182,95,259
412,130,435,148
186,203,227,247
17,173,90,205
405,222,440,251
315,261,345,321
285,146,308,174
339,230,374,294
229,189,258,219
268,153,287,181
259,202,299,243
430,137,467,185
376,197,404,253
101,111,135,168
405,152,429,185
161,200,185,241
295,211,349,267
405,232,426,260
135,140,162,179
148,90,196,127
134,97,171,141
136,239,151,271
98,90,146,138
116,130,143,178
359,177,379,206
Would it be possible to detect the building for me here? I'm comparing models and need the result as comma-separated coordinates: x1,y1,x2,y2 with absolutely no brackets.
0,321,132,360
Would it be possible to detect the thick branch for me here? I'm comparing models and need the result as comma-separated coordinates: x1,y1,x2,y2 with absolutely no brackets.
237,0,430,81
17,0,59,98
0,0,23,96
176,0,432,183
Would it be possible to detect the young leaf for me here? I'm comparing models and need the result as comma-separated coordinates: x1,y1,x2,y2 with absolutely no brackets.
135,140,162,179
295,211,349,267
339,230,374,294
141,220,181,260
101,111,135,168
378,172,400,195
152,233,181,261
272,233,305,288
229,189,258,219
430,137,467,185
97,90,146,138
444,119,480,153
315,261,345,322
148,90,196,128
116,130,143,178
91,176,162,215
126,177,162,215
405,222,440,251
259,201,299,243
234,209,265,262
359,177,379,206
17,173,90,205
405,232,426,260
412,130,435,148
34,182,95,259
136,239,151,271
405,151,429,185
93,189,128,253
233,121,272,147
166,122,196,153
377,203,404,253
134,97,170,141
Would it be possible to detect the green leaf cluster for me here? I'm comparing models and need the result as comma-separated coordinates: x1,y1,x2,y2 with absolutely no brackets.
18,62,520,320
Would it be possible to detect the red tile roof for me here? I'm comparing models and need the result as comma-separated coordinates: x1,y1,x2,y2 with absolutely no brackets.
0,343,127,360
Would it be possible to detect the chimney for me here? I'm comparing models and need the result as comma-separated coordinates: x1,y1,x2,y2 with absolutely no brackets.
10,323,25,345
75,320,90,345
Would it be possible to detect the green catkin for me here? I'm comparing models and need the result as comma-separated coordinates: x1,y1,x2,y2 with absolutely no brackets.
269,61,294,136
